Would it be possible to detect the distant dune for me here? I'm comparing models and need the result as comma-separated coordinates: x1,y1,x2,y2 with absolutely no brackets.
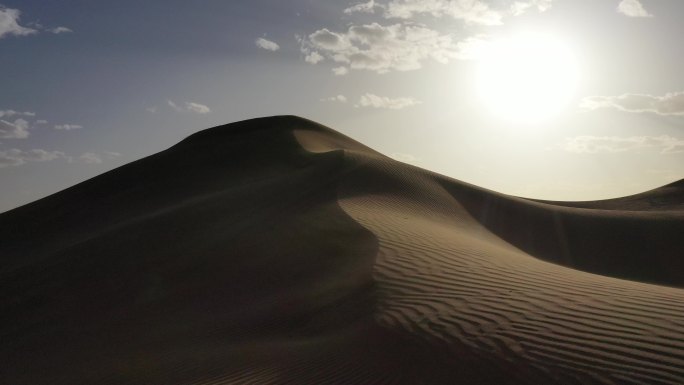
2,115,683,384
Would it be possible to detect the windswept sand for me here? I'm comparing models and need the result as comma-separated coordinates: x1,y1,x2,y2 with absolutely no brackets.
1,116,683,384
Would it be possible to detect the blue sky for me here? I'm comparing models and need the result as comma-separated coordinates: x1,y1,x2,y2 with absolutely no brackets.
2,0,684,212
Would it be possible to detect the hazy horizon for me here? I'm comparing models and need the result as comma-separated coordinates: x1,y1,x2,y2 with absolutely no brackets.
2,0,684,212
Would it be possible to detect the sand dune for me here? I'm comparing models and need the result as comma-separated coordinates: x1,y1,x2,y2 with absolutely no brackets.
2,115,683,384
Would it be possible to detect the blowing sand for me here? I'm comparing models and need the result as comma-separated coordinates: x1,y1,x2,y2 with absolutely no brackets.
1,115,683,384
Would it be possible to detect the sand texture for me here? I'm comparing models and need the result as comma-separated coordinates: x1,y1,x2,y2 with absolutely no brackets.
1,115,683,384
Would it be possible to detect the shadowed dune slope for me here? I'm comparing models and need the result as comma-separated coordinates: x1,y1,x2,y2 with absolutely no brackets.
2,115,684,384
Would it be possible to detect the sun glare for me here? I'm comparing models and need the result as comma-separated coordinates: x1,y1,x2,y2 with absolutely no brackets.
475,32,580,124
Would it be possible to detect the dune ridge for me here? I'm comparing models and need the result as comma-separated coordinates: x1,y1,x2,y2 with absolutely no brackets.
2,115,683,384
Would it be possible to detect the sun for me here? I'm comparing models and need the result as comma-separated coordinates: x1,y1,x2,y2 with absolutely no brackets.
475,32,580,124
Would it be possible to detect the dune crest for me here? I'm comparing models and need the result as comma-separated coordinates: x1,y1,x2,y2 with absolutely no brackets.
2,116,683,384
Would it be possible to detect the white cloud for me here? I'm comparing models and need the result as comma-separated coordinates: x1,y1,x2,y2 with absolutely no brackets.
167,100,211,114
304,51,324,64
75,151,121,164
54,124,83,130
344,0,382,14
0,149,122,168
0,148,67,167
18,149,65,162
332,66,349,76
0,110,35,118
343,0,552,23
384,0,502,25
255,37,280,51
302,23,476,74
617,0,653,18
451,36,488,60
104,151,122,158
0,150,24,167
321,95,348,103
580,92,684,116
510,0,553,16
0,6,37,39
50,26,72,34
36,119,48,124
356,93,421,109
79,152,102,164
562,135,684,154
146,106,157,113
0,119,30,139
185,102,211,114
307,28,348,51
167,100,183,112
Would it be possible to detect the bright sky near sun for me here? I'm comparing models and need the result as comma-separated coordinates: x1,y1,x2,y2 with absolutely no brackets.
476,32,579,123
1,0,684,212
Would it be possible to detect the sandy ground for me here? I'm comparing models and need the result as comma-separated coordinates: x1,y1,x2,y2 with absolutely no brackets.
1,115,683,384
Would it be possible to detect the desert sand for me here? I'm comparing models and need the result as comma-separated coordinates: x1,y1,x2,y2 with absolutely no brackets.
1,115,683,384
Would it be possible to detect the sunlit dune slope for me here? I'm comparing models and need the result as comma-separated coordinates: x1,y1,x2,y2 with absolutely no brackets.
2,115,683,384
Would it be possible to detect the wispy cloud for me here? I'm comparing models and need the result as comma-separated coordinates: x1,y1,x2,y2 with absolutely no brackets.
384,0,503,25
356,93,421,109
167,100,211,114
0,149,121,168
79,152,103,164
185,102,211,114
301,23,478,74
305,0,552,74
0,119,30,139
78,151,122,164
323,93,420,109
562,135,684,154
167,100,183,112
0,6,37,39
580,92,684,116
332,66,349,76
255,37,280,51
345,0,554,21
344,0,382,14
320,95,348,103
510,0,553,16
0,110,35,118
304,51,324,64
617,0,653,18
50,26,73,34
0,149,66,167
54,124,83,131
